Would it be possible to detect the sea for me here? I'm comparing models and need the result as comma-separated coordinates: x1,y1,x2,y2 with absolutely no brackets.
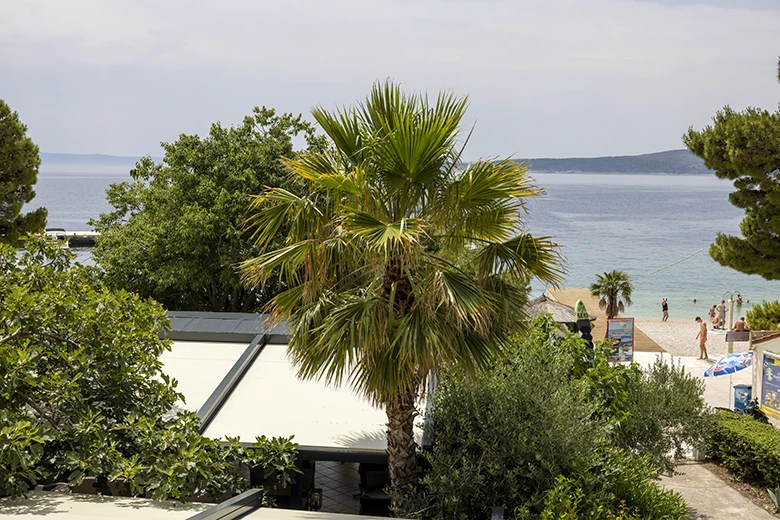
27,170,780,321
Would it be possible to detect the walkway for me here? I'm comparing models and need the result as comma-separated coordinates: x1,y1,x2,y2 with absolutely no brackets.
546,288,665,352
659,462,775,519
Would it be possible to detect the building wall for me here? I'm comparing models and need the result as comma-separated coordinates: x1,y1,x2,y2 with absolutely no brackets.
752,337,780,427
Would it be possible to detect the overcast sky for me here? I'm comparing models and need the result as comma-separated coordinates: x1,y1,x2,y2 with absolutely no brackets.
1,0,778,159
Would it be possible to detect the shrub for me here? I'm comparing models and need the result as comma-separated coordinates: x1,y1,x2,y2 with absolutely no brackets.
398,316,694,519
570,341,708,473
746,300,780,331
706,410,780,486
534,449,686,519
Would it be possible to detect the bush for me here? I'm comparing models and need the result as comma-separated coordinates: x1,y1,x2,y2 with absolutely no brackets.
534,449,686,519
567,338,708,473
0,239,300,501
706,410,780,486
398,316,693,519
746,300,780,331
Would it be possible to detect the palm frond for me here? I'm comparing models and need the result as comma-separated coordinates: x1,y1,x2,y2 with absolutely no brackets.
475,233,564,285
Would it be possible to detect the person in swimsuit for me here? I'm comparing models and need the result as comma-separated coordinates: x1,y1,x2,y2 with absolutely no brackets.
717,300,726,329
734,317,750,332
695,317,708,360
662,298,669,322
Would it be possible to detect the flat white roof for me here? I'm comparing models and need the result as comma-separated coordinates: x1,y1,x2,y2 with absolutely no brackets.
203,344,423,452
160,340,248,412
0,491,211,519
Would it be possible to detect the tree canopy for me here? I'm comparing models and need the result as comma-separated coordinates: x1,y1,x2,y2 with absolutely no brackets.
92,107,323,312
241,81,563,506
0,99,47,245
590,270,634,319
683,59,780,279
0,238,298,500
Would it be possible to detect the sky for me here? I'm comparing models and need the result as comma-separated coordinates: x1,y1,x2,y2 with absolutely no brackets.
1,0,778,159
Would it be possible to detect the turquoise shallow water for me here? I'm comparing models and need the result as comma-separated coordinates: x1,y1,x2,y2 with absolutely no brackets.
28,170,780,320
526,173,780,321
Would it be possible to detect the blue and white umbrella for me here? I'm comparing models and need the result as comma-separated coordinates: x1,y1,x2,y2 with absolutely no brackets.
703,352,754,377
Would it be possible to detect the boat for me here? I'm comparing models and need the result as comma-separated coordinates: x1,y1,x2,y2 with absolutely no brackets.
45,228,70,248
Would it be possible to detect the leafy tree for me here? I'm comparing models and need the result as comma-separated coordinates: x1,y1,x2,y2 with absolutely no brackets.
92,107,323,312
0,238,299,500
746,300,780,330
589,270,634,318
683,59,780,279
0,99,47,245
241,82,563,506
398,316,693,520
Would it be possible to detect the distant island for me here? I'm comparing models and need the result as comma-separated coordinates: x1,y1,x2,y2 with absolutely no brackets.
517,149,711,175
40,149,712,175
39,153,161,174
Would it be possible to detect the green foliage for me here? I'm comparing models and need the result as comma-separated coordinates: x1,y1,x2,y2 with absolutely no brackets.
683,61,780,280
590,270,634,318
534,449,686,520
746,300,780,330
706,410,780,487
92,107,323,312
0,238,299,501
399,316,695,520
576,345,708,473
0,99,47,245
768,486,780,513
242,81,563,500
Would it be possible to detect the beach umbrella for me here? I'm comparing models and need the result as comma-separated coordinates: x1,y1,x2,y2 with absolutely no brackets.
703,352,754,377
704,352,755,409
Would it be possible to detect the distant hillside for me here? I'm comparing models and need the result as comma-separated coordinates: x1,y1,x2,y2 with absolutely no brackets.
39,149,712,175
39,153,161,174
518,149,712,175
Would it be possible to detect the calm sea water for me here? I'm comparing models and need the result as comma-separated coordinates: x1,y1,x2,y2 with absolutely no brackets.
27,171,780,320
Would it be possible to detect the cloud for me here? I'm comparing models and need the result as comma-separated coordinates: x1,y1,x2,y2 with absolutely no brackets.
1,0,777,157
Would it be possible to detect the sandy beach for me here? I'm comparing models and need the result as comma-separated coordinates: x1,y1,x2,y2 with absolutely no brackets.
636,319,750,358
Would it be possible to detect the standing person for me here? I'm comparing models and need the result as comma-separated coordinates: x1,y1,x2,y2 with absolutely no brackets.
661,298,669,322
695,317,709,360
717,300,726,329
708,305,717,321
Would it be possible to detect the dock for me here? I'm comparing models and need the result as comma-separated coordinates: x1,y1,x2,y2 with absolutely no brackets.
546,287,665,353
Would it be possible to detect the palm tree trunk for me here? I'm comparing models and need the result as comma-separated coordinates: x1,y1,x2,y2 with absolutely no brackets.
385,391,417,513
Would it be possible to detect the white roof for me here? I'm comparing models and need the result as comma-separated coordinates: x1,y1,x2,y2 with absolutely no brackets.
160,340,248,412
203,344,424,452
0,491,211,519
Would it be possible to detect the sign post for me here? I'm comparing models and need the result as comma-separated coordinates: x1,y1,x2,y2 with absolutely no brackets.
606,318,635,363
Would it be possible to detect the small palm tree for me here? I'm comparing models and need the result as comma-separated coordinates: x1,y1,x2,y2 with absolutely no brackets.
590,270,634,318
241,82,563,507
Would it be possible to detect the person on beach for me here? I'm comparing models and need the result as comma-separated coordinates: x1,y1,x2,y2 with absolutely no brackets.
708,305,717,321
695,317,708,360
735,317,750,332
661,298,669,322
716,300,726,329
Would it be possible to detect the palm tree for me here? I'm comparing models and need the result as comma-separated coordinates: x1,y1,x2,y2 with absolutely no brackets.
590,270,634,318
241,82,563,507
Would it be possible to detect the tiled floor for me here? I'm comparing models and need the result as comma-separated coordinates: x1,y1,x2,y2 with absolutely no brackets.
315,461,361,515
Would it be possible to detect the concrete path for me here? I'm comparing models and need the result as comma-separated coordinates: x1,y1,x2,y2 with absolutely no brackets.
659,462,775,519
